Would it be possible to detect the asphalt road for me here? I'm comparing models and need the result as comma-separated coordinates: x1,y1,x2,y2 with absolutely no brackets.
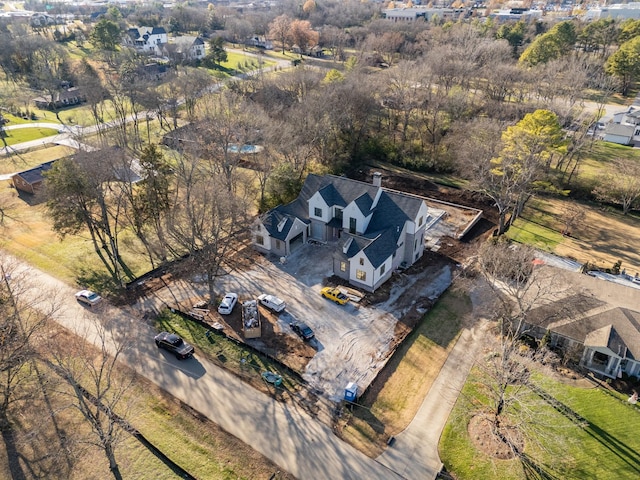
8,254,404,480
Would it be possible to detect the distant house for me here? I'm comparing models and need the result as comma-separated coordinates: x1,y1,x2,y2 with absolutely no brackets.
601,106,640,146
247,36,272,49
253,173,450,292
124,26,168,55
11,161,56,194
33,87,86,110
166,36,206,61
140,62,169,81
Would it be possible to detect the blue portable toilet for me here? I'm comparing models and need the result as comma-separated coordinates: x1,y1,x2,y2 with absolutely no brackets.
344,382,357,402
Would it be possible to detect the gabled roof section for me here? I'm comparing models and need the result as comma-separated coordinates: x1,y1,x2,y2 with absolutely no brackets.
362,229,399,268
532,303,640,361
354,192,374,215
318,183,346,208
585,325,629,358
367,192,409,242
262,208,295,241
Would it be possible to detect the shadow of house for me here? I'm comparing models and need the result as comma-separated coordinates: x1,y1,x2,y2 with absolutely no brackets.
33,87,86,111
11,160,56,194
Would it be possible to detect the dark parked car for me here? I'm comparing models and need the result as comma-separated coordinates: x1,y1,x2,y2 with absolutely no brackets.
291,322,314,341
154,332,194,359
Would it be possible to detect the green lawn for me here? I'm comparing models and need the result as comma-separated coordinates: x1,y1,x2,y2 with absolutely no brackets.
154,310,302,392
440,370,640,479
2,127,59,146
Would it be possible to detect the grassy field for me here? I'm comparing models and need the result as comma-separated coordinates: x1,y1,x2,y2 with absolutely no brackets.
155,310,303,394
0,145,73,174
0,346,292,480
0,180,151,287
340,287,471,457
440,369,640,479
508,195,640,274
2,127,59,146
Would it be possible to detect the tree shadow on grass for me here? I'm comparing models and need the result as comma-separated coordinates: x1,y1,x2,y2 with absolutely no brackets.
76,268,119,298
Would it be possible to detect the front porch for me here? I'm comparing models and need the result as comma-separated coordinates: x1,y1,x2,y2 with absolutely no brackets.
581,348,621,379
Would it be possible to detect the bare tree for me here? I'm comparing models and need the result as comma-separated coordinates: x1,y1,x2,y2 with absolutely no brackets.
593,157,640,215
268,14,291,54
44,150,134,285
46,317,136,480
0,255,58,479
469,242,577,474
166,149,254,302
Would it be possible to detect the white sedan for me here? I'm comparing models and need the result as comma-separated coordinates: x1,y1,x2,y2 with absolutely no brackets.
75,289,102,307
218,292,238,315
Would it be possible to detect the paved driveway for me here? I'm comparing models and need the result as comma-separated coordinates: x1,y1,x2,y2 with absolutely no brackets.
146,243,453,401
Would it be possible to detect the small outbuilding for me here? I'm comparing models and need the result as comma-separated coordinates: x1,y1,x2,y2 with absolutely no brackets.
11,160,56,194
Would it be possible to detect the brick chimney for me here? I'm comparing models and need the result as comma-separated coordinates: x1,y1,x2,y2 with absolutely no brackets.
372,172,382,188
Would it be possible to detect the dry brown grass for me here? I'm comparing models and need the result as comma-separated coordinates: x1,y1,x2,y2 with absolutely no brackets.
514,196,640,274
0,146,73,175
339,287,472,456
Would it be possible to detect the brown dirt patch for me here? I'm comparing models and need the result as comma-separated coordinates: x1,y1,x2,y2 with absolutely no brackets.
468,414,525,460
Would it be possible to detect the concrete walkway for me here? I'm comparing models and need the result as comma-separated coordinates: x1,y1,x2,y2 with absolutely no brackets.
377,322,486,479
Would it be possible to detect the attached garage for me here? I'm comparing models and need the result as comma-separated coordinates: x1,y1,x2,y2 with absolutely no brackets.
289,232,304,253
311,221,324,241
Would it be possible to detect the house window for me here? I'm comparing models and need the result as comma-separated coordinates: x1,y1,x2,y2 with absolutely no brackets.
314,207,322,217
335,207,343,220
356,270,366,281
255,235,264,245
418,216,423,226
276,240,282,250
415,239,418,250
340,261,347,272
380,264,386,275
359,258,364,266
349,217,357,234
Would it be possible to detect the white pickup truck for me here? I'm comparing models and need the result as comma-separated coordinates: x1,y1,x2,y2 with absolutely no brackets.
258,293,286,313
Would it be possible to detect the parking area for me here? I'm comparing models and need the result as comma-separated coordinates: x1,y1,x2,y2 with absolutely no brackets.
149,242,455,401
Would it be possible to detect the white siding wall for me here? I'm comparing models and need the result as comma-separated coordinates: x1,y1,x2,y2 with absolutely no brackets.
308,193,330,223
350,252,374,289
373,257,392,286
342,203,369,234
253,223,271,252
406,202,429,235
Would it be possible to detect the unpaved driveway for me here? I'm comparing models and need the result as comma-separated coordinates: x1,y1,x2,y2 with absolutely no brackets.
148,242,454,401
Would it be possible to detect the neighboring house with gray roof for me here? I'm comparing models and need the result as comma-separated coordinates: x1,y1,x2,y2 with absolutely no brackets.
253,172,445,292
524,293,640,379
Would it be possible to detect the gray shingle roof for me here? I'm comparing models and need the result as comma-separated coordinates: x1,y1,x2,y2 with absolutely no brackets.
14,160,55,185
363,229,399,268
260,173,426,267
528,295,640,360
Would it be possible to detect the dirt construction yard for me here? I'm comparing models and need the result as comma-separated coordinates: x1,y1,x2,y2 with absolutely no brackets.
150,242,456,401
